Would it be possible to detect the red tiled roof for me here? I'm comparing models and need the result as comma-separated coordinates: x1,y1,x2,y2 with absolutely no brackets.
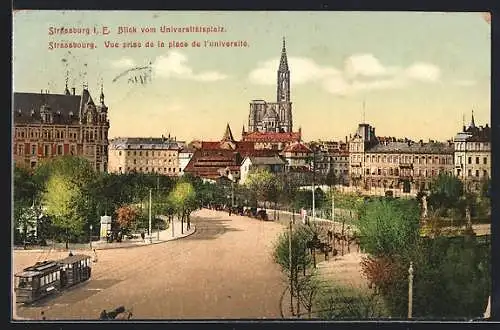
282,142,312,153
242,131,301,143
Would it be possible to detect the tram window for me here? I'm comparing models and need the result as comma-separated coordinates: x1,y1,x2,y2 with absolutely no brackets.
68,264,72,269
56,272,60,280
18,277,32,289
41,277,45,286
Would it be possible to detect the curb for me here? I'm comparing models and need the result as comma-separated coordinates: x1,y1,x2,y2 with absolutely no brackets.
13,226,197,253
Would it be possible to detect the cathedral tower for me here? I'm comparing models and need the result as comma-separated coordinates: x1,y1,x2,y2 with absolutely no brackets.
277,37,290,103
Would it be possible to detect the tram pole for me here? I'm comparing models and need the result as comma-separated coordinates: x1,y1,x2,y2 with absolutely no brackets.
149,189,152,243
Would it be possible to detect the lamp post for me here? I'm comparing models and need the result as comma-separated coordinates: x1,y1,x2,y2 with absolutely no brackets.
149,188,153,243
89,224,93,249
408,261,414,319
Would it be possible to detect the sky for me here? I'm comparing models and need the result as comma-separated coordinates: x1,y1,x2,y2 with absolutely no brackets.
12,11,491,142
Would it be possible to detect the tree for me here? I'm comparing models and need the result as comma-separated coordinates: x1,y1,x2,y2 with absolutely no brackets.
14,165,38,207
42,174,85,249
14,203,40,247
428,172,464,215
357,198,420,257
168,181,197,234
116,205,138,233
244,168,277,208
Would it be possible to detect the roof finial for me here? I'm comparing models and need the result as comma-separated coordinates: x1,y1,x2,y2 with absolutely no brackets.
83,63,88,90
282,36,286,51
99,78,105,104
470,109,476,128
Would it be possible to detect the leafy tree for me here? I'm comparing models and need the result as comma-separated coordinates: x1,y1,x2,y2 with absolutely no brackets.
116,205,138,232
357,199,420,257
42,174,85,248
428,173,464,214
14,166,38,207
14,203,40,247
244,168,277,208
168,181,197,234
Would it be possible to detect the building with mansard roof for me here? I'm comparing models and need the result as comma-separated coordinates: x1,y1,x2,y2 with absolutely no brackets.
108,135,186,175
454,111,491,191
13,84,109,172
348,123,455,194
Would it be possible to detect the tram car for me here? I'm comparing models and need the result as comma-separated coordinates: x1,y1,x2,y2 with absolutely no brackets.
14,254,92,304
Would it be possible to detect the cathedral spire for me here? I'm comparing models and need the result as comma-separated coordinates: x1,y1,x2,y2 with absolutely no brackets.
279,37,289,72
277,37,290,103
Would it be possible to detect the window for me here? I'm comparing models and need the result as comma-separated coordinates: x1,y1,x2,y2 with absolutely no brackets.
377,169,381,175
119,167,122,173
31,145,36,155
476,157,479,164
139,151,142,156
484,170,488,177
44,145,50,156
57,145,63,155
70,145,76,155
133,159,136,164
484,157,487,165
468,169,472,177
475,170,479,177
119,151,122,156
164,168,167,171
468,157,472,164
146,151,149,156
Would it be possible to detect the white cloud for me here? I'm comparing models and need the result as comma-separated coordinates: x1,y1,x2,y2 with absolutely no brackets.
248,53,443,96
452,79,477,87
403,63,441,82
249,57,340,85
111,57,136,68
344,54,399,80
153,51,228,82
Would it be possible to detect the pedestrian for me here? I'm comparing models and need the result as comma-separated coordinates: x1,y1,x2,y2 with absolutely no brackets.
68,250,73,257
228,207,232,216
141,231,145,242
93,248,98,263
99,310,107,320
41,311,46,320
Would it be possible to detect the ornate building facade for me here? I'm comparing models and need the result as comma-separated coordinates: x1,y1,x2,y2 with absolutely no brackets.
246,38,293,133
108,135,185,175
454,112,491,191
13,85,109,172
348,123,455,193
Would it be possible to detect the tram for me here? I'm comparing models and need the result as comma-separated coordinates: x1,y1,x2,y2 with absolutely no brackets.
14,254,92,304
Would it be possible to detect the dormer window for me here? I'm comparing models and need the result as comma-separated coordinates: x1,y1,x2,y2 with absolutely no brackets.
31,110,35,116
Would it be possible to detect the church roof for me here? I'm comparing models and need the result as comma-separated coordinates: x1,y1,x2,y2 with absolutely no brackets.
245,156,286,165
242,131,301,142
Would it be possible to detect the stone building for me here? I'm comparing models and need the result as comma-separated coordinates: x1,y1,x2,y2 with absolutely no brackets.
348,123,455,193
241,129,301,151
184,124,277,181
108,135,185,175
454,112,491,191
239,156,286,185
245,38,294,133
13,85,109,172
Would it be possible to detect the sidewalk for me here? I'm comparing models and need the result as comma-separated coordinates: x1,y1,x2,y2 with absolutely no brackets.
13,218,196,253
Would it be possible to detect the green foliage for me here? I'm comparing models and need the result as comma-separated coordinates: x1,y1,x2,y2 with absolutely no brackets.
428,172,464,212
378,236,491,319
358,199,420,257
14,166,38,207
168,181,197,215
244,168,278,205
315,284,388,319
273,224,315,276
42,174,85,243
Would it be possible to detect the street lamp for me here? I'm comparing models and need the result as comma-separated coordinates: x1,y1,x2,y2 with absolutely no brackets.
408,261,414,319
89,224,93,249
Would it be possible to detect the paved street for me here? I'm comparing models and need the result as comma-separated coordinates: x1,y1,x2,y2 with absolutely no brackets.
13,209,287,320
